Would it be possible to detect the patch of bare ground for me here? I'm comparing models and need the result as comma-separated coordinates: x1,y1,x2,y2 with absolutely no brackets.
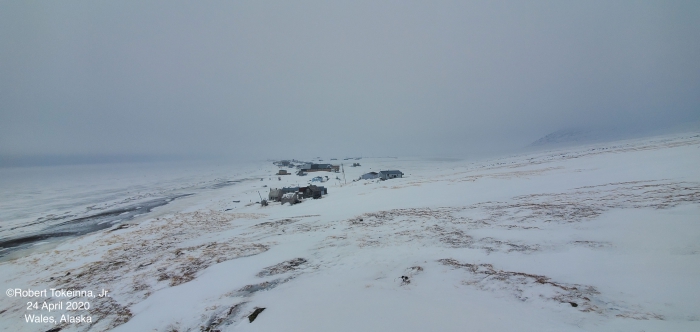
342,208,541,253
476,237,540,253
289,214,321,218
251,217,332,238
421,225,540,253
425,224,473,248
157,242,270,286
571,241,612,249
438,258,663,320
2,211,269,331
496,225,541,230
254,218,299,228
199,275,300,330
454,166,565,183
314,234,351,250
357,235,384,248
200,301,247,332
341,207,542,253
430,164,566,184
348,207,470,228
472,200,603,224
474,180,700,225
544,181,698,209
337,180,700,254
256,258,308,277
228,276,296,298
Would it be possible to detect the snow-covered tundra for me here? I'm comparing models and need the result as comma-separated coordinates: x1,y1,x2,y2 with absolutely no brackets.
1,132,699,331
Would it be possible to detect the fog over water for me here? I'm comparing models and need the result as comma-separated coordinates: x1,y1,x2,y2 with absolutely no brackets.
1,1,699,164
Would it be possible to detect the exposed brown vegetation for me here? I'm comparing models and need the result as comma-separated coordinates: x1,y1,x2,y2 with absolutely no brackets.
438,258,664,320
256,258,308,277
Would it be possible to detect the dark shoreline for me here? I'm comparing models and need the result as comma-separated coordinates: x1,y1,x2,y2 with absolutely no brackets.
0,194,192,257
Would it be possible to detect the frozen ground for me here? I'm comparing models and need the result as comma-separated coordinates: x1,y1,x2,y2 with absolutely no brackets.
0,160,262,258
1,132,699,331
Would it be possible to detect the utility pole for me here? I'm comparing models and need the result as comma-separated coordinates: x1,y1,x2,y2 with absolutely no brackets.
342,163,346,185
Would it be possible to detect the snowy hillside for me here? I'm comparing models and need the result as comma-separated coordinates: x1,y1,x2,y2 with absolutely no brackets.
1,132,699,331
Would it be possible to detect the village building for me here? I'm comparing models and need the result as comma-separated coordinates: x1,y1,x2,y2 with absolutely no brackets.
269,186,328,202
282,187,300,194
269,187,299,201
378,170,403,180
273,160,292,167
300,185,326,199
300,163,340,173
359,172,379,180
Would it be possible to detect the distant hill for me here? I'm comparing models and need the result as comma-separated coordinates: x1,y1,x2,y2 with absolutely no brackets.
530,128,595,146
530,122,700,148
530,127,636,147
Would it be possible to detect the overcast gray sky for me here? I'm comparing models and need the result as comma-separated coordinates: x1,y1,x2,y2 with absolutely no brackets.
1,1,698,161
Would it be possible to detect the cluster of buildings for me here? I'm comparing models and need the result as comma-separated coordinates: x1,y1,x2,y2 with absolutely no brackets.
267,159,403,207
359,170,404,180
268,185,328,204
298,163,340,173
274,162,341,177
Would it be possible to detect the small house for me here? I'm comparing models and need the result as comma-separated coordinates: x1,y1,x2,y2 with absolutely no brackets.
359,172,379,180
378,170,403,180
277,169,289,175
298,185,325,199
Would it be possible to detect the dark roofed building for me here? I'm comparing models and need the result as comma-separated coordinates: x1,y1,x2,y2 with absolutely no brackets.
300,185,323,199
378,170,403,180
301,163,339,172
